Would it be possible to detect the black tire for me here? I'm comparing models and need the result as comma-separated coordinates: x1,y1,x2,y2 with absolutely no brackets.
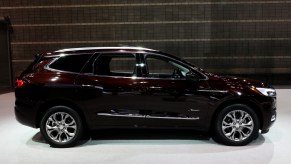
40,106,83,148
213,104,260,146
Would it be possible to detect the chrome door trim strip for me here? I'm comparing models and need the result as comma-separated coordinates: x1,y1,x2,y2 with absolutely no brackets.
146,115,200,120
96,113,200,120
197,89,228,93
188,109,200,112
97,113,145,118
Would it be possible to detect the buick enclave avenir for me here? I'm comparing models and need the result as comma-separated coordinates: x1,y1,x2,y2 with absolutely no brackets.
15,47,277,147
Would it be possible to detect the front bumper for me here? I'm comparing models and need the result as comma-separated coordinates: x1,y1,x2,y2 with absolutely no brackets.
261,110,276,133
260,96,277,133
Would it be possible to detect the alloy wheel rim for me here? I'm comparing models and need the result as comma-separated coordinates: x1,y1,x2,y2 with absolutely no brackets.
222,110,254,142
45,112,77,143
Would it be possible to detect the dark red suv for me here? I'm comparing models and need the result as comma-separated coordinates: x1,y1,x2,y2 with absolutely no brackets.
15,47,277,147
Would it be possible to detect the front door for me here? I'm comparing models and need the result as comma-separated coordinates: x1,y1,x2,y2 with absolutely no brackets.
139,54,209,128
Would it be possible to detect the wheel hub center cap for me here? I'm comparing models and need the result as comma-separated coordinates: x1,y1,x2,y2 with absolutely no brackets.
59,125,64,130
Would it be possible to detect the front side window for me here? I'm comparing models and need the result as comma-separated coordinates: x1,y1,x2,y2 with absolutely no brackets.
145,55,190,79
94,53,136,77
49,54,92,73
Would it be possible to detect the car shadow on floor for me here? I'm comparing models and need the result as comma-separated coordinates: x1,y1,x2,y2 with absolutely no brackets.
30,128,266,147
32,129,210,144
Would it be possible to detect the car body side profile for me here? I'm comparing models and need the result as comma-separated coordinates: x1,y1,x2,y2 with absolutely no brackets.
14,47,277,147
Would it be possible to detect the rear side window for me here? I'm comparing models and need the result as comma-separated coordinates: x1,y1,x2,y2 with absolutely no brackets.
49,54,92,73
110,57,136,73
94,53,136,77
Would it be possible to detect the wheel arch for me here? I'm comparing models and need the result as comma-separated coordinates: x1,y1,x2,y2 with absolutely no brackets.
35,98,88,129
210,98,263,132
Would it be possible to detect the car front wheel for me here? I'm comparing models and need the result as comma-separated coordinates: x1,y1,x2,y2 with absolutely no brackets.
213,104,259,146
40,106,83,148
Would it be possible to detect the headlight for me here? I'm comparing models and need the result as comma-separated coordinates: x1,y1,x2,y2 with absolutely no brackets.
251,87,276,97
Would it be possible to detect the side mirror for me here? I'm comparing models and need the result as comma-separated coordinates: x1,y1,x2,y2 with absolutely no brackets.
186,72,199,81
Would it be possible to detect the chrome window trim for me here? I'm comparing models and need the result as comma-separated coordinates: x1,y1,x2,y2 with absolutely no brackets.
91,52,188,80
45,51,209,81
45,53,94,75
45,55,182,79
44,52,94,58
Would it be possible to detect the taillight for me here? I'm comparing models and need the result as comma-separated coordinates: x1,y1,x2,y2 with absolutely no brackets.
15,79,26,88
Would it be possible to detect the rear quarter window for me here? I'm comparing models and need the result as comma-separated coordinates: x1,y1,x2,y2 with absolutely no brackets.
49,54,92,73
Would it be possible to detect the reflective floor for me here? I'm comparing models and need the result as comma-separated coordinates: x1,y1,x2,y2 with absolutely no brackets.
0,90,290,164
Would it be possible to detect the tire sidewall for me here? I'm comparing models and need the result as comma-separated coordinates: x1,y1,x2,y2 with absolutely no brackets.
214,104,260,146
40,106,83,148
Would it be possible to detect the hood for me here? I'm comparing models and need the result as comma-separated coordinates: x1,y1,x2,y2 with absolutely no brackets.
206,74,267,91
221,76,266,88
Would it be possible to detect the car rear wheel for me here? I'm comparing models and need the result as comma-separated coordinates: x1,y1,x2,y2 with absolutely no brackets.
213,104,259,146
40,106,83,148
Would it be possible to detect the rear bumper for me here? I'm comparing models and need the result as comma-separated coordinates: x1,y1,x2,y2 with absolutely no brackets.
15,104,37,128
14,87,39,128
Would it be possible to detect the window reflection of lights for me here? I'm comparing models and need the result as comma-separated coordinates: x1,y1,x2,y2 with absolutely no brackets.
59,53,66,57
51,77,59,81
136,63,145,67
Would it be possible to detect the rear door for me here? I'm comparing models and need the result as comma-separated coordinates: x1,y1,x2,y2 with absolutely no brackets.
75,52,146,128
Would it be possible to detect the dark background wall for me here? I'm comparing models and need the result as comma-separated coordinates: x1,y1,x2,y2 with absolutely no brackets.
0,0,291,85
0,20,11,89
